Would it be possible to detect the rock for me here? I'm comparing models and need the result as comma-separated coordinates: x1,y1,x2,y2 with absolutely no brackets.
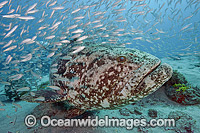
31,102,97,119
133,107,142,115
164,70,187,86
0,94,8,101
29,102,98,132
166,111,196,132
4,79,31,101
164,70,200,105
119,108,130,116
148,109,157,118
165,85,200,105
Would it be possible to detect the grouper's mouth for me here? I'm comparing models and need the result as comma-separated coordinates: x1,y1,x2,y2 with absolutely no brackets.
139,61,161,83
131,59,161,83
119,59,162,97
125,61,172,102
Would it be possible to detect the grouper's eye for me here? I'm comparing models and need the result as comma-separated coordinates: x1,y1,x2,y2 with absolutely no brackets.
117,56,126,63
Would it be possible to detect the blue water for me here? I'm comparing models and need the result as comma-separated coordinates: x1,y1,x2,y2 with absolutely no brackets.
0,0,199,57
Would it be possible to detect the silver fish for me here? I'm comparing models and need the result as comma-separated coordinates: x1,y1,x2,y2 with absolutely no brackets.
4,25,18,38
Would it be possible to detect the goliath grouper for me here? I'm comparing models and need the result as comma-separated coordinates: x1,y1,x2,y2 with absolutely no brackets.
22,45,172,112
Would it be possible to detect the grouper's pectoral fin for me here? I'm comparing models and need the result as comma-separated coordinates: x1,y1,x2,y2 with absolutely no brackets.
20,89,66,103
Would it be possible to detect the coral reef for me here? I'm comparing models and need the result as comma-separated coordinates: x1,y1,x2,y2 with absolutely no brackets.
164,70,200,105
173,83,191,92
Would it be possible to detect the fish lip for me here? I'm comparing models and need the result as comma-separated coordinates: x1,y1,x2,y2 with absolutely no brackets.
123,59,161,91
140,60,161,82
142,61,161,79
133,63,173,97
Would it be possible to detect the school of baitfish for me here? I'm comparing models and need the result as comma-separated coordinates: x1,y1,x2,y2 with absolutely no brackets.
0,0,199,111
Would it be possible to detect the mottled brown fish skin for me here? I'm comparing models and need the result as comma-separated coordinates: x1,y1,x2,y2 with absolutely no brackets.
48,45,172,110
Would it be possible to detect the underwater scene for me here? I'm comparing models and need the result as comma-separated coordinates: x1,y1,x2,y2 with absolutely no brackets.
0,0,200,132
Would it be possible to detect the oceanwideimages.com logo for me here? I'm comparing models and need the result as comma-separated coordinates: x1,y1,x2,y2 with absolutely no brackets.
25,115,175,129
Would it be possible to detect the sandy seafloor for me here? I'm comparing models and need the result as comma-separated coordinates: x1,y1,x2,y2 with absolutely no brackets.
0,55,200,133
